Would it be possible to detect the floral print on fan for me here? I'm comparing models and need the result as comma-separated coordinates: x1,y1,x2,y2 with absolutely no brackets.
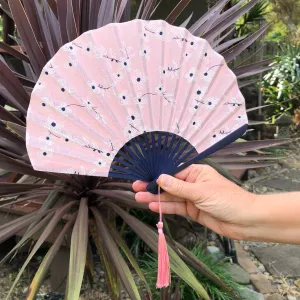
26,19,248,177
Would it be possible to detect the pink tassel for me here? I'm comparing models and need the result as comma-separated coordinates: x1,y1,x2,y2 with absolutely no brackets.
156,187,170,288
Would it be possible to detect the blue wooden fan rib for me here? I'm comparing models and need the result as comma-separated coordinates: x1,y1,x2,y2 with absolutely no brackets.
144,124,248,193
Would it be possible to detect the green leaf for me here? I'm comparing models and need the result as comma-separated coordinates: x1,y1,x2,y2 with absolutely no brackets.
90,220,120,299
175,242,240,298
66,198,89,300
5,201,76,300
26,216,75,300
91,207,142,300
108,203,210,300
107,222,152,298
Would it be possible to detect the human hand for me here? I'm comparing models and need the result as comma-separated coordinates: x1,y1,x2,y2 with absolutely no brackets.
133,164,257,241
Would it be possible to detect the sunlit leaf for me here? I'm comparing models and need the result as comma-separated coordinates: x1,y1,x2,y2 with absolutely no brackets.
66,198,89,300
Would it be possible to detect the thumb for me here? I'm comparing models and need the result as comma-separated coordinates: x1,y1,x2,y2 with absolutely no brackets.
157,174,198,200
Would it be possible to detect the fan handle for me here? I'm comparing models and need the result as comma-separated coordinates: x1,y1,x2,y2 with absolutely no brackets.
146,180,161,194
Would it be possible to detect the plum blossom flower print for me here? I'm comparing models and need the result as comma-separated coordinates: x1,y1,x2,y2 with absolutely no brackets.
134,92,155,108
183,51,192,61
95,158,107,167
40,145,54,158
189,99,205,114
44,118,64,133
39,134,53,146
132,70,147,90
155,84,164,95
126,109,141,125
63,42,81,54
124,123,140,139
32,81,45,94
190,117,202,130
113,71,124,82
139,47,151,60
204,97,219,110
185,67,197,83
236,114,247,124
65,57,78,68
202,64,223,82
121,58,131,72
140,31,150,42
161,62,180,79
155,84,175,106
40,96,54,108
118,91,131,105
58,78,73,94
44,61,59,76
57,103,72,116
210,127,232,145
194,85,208,101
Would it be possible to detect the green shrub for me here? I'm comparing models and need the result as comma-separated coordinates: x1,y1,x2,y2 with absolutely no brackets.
141,245,241,300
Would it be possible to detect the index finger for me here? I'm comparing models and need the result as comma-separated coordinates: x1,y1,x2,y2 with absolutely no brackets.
132,180,148,192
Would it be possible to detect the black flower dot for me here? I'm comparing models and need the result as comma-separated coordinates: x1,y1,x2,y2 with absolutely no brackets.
51,122,56,127
87,101,90,104
124,62,127,66
144,50,147,54
185,53,188,56
208,101,212,105
190,73,193,77
131,115,135,120
159,87,162,91
46,136,50,140
45,71,49,75
69,46,73,50
128,130,131,134
42,103,46,107
38,82,41,85
69,63,72,67
122,96,126,100
197,90,201,95
65,138,69,142
204,52,207,57
204,72,208,76
61,107,66,111
137,77,141,82
138,98,141,102
233,104,236,107
193,121,196,125
91,85,95,90
238,116,241,119
86,47,90,51
106,153,110,157
194,105,198,109
43,152,47,156
213,134,216,138
98,162,102,165
117,74,120,77
144,33,146,37
159,31,163,35
190,42,194,45
61,88,65,92
163,70,166,74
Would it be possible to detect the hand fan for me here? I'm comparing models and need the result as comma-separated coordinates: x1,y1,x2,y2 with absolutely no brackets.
26,19,248,288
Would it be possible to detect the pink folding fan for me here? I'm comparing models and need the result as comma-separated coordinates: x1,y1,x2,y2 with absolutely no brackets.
26,19,248,287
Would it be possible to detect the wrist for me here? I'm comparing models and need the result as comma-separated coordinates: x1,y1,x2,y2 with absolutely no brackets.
242,193,300,244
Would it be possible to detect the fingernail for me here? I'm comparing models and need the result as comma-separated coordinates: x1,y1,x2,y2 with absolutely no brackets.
157,174,172,187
